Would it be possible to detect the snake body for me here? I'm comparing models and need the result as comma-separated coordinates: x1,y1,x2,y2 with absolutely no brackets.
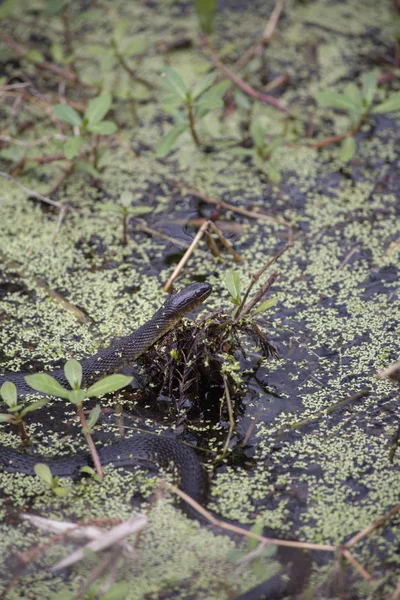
0,282,212,511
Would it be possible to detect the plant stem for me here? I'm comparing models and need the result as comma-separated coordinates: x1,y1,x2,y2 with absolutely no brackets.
17,419,29,445
77,405,104,478
122,208,128,246
187,100,202,147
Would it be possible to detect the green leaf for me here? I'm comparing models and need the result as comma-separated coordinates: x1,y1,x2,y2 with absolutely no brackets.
360,71,377,108
25,49,45,64
86,404,101,430
195,0,217,34
234,90,251,110
75,160,101,179
197,79,230,111
1,381,17,407
0,413,12,422
42,0,66,15
252,297,277,315
0,147,22,162
24,374,70,399
248,519,264,550
120,191,133,207
249,120,264,149
68,389,87,405
87,120,117,135
314,91,361,112
371,92,400,114
54,104,82,127
266,164,281,184
64,359,82,389
7,403,24,413
64,136,83,160
339,136,356,162
85,44,109,56
102,202,121,214
192,71,217,100
80,465,96,477
113,20,130,42
101,582,131,600
160,67,188,101
20,398,51,416
51,43,64,64
53,486,70,496
0,0,16,20
86,374,132,398
85,93,113,126
123,39,146,57
130,206,152,216
224,270,241,304
156,124,187,158
343,83,362,109
34,463,53,485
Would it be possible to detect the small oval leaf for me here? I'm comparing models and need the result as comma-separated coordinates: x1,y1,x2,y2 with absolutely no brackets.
1,381,18,407
86,374,132,398
34,463,53,486
24,374,71,399
64,359,82,390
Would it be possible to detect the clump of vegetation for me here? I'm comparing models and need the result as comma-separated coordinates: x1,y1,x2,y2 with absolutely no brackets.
139,269,278,421
314,71,400,161
157,68,230,156
53,93,117,169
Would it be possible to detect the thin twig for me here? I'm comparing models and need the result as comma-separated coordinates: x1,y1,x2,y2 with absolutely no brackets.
165,177,288,225
340,549,375,583
206,39,292,117
0,169,69,209
220,375,236,458
344,504,400,549
233,241,292,321
163,482,336,551
207,221,242,262
239,270,278,319
163,220,210,291
235,0,285,71
77,407,104,479
391,579,400,600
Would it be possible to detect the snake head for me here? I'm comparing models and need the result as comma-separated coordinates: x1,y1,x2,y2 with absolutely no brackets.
165,282,212,317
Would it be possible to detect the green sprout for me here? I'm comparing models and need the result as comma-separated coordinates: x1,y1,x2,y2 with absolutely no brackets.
0,381,50,445
85,20,150,97
156,68,230,156
224,270,277,320
25,359,132,478
34,463,70,497
248,120,283,183
314,71,400,161
102,191,152,246
53,93,117,169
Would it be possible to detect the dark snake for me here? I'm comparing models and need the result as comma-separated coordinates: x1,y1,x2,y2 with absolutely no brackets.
0,282,212,513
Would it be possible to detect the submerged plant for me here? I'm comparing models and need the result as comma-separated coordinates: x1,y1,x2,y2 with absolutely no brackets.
34,463,70,497
157,67,230,156
314,71,400,161
53,93,117,169
25,359,132,478
102,190,152,246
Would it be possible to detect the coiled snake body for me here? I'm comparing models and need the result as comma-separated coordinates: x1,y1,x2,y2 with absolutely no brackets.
0,282,212,511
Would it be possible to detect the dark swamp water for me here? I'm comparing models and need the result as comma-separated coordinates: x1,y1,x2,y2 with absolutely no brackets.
0,0,399,598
